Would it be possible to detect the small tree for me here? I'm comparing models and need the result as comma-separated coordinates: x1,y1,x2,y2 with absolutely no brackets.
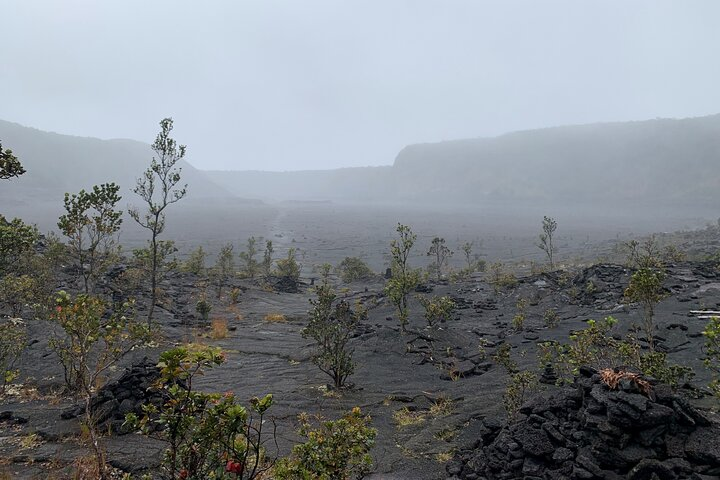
537,216,557,270
275,248,300,282
274,407,376,480
239,236,259,279
624,236,663,269
183,246,207,275
503,371,538,422
624,268,665,351
385,224,420,331
58,183,123,293
427,237,453,281
0,320,26,395
196,297,212,323
129,118,188,323
302,285,364,389
261,240,274,278
0,141,25,180
49,291,152,478
418,295,455,328
210,243,235,299
125,345,275,480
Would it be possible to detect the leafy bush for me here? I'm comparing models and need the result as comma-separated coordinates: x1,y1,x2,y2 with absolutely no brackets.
488,262,517,292
196,298,212,322
49,291,152,477
49,292,151,393
503,371,538,422
418,295,455,328
0,216,38,275
512,298,528,332
126,346,275,480
0,320,26,395
183,246,207,275
274,407,376,480
624,268,665,350
543,308,559,328
492,342,517,374
337,257,374,283
539,317,693,387
703,316,720,396
275,248,300,282
0,274,37,317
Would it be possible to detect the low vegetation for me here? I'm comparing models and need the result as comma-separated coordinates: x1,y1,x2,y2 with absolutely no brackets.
125,345,275,480
385,223,421,331
303,283,364,388
337,256,375,283
274,407,376,479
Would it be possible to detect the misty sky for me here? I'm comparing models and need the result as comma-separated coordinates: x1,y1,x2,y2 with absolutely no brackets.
2,1,720,171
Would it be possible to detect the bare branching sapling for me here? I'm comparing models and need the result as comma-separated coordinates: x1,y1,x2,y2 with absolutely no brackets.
129,118,188,323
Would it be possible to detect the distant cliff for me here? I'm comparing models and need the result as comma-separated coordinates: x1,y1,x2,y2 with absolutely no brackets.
4,114,720,209
208,114,720,208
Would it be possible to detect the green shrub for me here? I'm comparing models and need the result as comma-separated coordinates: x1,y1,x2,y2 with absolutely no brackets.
0,216,38,275
274,407,376,480
492,343,517,374
539,317,693,387
503,371,538,422
543,308,559,328
0,320,26,395
0,274,37,317
183,246,207,275
275,248,300,282
196,298,212,322
49,291,152,477
126,345,274,480
418,295,455,328
703,316,720,396
512,298,528,332
624,268,665,350
337,257,374,283
488,262,517,292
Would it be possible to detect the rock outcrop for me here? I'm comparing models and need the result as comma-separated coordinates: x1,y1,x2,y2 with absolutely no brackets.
448,367,720,480
61,358,161,432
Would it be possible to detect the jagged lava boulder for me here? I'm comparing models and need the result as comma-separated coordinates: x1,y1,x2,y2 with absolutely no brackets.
61,358,162,432
448,367,720,480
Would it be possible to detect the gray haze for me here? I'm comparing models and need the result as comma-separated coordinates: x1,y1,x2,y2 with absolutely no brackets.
2,1,720,171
